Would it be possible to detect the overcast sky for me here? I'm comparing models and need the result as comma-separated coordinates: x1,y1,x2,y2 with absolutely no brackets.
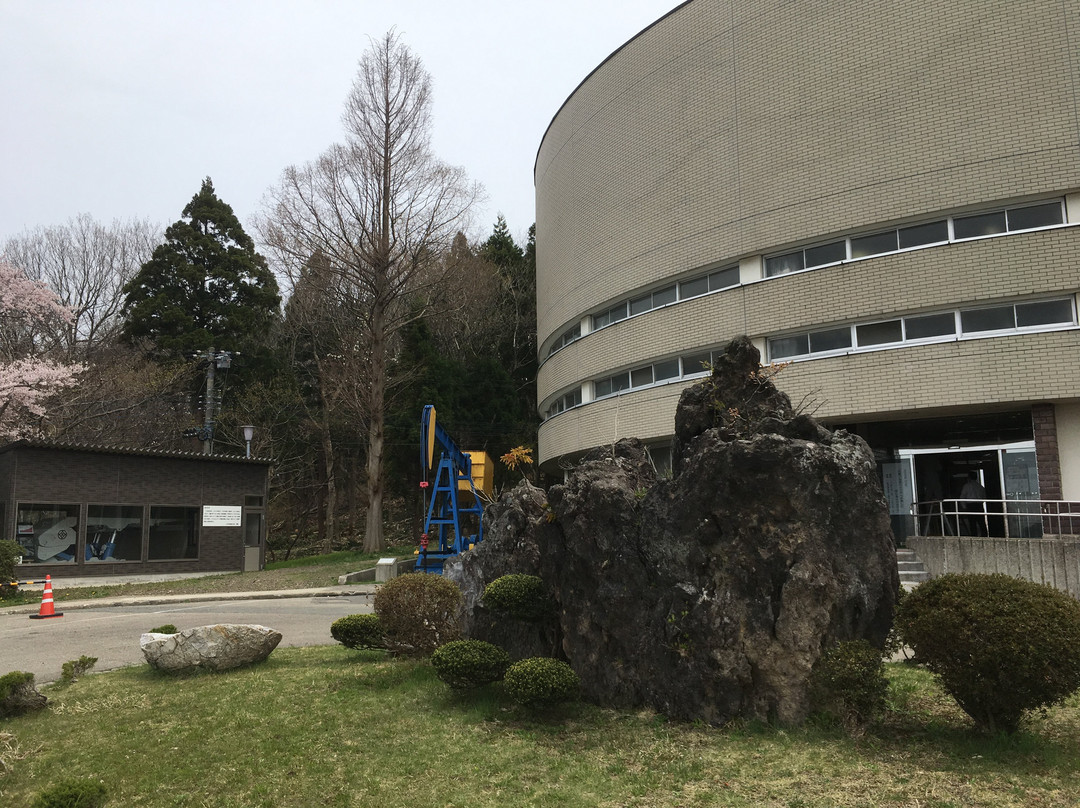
0,1,679,250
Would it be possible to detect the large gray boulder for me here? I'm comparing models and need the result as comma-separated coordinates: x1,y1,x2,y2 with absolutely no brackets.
140,624,282,673
447,336,899,725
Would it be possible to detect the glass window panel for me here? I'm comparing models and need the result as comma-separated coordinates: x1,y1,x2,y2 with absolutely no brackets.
1016,298,1074,327
850,230,898,258
808,327,852,353
86,505,142,562
592,312,610,330
609,303,627,323
681,352,712,375
767,335,809,360
612,372,630,392
905,312,955,339
765,251,803,277
856,319,903,346
1007,202,1062,231
804,240,846,267
708,266,740,290
629,294,652,316
653,285,676,307
679,276,708,299
953,211,1006,239
148,506,199,560
566,388,582,407
594,378,613,398
15,503,79,564
899,220,948,248
631,367,653,387
566,324,581,341
961,305,1015,333
654,359,680,380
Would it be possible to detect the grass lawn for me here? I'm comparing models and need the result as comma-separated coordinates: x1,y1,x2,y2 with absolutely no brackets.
2,651,1079,807
0,546,415,609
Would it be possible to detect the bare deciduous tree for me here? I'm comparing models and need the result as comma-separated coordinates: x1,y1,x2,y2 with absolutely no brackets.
3,214,160,359
260,30,482,552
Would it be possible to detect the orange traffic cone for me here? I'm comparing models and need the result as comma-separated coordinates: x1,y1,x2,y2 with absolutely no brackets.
29,574,63,620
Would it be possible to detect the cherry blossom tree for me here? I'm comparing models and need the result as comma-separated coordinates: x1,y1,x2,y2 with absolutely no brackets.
0,259,82,439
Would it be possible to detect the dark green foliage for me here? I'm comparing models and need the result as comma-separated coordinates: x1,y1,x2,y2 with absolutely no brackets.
0,540,21,599
149,624,178,635
896,573,1080,733
0,671,47,717
809,640,888,726
431,639,511,690
482,574,549,621
60,656,98,684
30,778,108,808
330,614,384,650
504,657,581,708
122,177,280,361
373,574,462,656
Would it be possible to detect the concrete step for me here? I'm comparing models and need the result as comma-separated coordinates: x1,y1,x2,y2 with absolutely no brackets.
896,547,930,586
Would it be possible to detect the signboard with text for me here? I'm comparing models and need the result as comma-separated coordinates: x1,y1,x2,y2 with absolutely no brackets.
202,506,242,527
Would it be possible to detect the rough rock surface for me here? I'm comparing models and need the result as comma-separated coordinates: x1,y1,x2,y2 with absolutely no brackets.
447,336,899,725
140,624,282,673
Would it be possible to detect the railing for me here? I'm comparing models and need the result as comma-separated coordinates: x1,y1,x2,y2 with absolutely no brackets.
911,499,1080,539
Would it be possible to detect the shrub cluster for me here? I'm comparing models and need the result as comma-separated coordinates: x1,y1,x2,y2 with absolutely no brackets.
481,574,549,621
60,656,98,685
0,671,48,717
30,778,108,808
373,573,461,656
431,640,511,690
808,640,888,726
330,614,384,650
896,573,1080,733
0,540,22,600
504,657,580,708
149,624,178,635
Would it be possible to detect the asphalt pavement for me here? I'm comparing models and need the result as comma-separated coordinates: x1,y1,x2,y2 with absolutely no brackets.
0,584,379,684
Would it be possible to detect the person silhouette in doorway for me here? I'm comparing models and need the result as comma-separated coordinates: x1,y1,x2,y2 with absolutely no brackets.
960,471,987,536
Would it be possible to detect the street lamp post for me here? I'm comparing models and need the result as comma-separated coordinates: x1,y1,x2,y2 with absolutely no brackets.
242,425,255,459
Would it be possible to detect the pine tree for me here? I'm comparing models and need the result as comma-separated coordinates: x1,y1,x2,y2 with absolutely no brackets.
122,178,280,359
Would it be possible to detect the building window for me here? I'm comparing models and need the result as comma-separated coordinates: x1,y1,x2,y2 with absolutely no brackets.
148,506,199,560
594,372,630,398
546,387,582,419
15,503,79,564
86,504,143,562
547,323,582,357
592,302,628,330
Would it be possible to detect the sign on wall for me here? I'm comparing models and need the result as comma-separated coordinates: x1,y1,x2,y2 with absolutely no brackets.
202,506,242,527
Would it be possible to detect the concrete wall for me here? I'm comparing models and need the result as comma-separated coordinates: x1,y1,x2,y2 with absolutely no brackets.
1057,403,1080,499
908,536,1080,598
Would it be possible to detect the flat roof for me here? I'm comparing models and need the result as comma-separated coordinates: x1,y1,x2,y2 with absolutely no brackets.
0,439,272,465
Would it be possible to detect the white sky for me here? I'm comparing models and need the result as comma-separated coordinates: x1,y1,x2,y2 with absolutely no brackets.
0,1,679,249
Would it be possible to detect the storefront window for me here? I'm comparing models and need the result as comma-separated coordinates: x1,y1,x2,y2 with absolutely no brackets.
16,503,79,564
86,505,143,562
148,506,199,560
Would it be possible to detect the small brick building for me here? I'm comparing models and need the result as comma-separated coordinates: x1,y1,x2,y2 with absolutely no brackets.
0,441,271,580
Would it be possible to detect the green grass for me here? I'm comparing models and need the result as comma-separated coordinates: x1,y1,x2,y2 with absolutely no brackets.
0,546,416,608
2,656,1079,807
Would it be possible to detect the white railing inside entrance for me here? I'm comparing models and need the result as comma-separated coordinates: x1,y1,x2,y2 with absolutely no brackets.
911,499,1080,539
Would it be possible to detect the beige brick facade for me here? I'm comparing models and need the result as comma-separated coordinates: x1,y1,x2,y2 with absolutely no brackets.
535,0,1080,472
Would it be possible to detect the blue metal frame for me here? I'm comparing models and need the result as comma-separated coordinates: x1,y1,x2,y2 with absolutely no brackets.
417,405,484,573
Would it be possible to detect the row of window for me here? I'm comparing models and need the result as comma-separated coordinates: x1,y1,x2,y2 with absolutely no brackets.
14,502,201,564
546,387,582,417
765,200,1064,278
767,298,1076,361
548,266,741,358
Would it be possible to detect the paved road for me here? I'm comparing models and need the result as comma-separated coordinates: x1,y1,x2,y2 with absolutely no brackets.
0,593,374,683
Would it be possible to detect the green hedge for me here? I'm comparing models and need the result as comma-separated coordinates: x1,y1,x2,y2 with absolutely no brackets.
504,657,580,708
431,639,511,690
481,574,548,621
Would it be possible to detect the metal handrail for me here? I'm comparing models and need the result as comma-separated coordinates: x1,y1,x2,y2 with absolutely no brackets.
910,498,1080,538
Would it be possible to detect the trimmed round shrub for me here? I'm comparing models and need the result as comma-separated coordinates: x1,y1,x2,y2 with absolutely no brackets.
330,614,384,650
481,574,549,621
504,657,580,708
0,671,48,717
808,640,888,726
431,639,511,690
31,778,108,808
896,573,1080,733
373,573,462,656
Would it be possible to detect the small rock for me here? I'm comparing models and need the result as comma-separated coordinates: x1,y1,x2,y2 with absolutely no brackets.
140,624,282,673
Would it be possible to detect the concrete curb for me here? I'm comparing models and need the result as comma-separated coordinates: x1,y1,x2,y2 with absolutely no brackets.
1,585,378,616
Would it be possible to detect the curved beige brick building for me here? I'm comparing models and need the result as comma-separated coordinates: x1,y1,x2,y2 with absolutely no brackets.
535,0,1080,539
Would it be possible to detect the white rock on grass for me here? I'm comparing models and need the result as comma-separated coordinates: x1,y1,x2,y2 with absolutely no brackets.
140,624,282,673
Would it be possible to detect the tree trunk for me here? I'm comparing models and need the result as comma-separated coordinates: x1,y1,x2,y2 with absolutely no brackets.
321,419,337,554
362,300,388,553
